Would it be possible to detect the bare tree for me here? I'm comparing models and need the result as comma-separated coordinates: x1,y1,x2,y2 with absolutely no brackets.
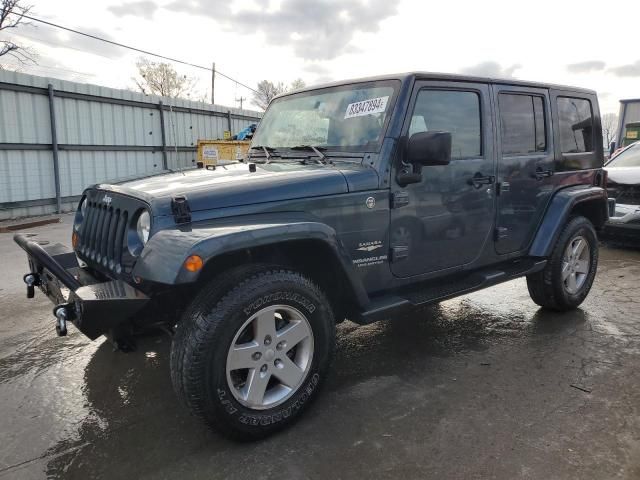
251,80,286,110
602,112,619,148
289,78,306,91
251,79,307,110
0,0,36,69
133,58,199,99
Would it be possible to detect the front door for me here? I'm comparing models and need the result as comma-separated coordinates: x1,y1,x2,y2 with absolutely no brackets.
493,86,554,254
390,81,496,278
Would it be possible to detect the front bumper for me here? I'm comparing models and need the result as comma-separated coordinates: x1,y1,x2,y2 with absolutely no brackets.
602,202,640,241
14,233,149,339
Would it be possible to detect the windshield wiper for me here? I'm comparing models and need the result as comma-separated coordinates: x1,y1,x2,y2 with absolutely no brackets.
248,145,277,163
289,145,327,165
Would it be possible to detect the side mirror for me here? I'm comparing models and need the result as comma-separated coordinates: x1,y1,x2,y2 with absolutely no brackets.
407,131,452,166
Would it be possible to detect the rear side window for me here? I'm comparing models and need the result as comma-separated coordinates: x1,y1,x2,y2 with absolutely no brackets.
409,90,481,159
499,94,546,155
557,97,594,153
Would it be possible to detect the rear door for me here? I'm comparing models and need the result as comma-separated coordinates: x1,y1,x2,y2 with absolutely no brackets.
493,85,554,255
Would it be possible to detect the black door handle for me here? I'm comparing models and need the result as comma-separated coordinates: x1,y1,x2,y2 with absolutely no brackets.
534,166,554,180
468,172,495,189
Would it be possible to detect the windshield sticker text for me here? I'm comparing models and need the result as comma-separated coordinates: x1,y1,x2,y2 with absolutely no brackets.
344,96,389,119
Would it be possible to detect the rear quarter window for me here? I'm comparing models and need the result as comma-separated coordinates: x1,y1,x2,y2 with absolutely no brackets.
554,95,602,171
557,97,593,153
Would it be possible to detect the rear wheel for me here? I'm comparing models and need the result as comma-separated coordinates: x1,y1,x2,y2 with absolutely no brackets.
170,267,335,440
527,215,598,311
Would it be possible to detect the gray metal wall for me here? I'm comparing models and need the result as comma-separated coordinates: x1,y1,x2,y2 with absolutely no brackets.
0,71,261,220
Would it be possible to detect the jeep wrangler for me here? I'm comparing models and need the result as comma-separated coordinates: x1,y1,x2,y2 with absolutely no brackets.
15,73,609,440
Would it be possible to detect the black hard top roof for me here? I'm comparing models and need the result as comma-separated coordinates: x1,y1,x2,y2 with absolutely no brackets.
286,72,596,96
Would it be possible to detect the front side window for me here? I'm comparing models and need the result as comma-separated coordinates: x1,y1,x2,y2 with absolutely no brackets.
251,81,398,151
499,94,546,155
557,97,594,153
408,90,481,159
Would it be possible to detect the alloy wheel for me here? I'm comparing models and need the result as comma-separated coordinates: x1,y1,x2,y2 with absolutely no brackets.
225,305,314,410
562,235,590,295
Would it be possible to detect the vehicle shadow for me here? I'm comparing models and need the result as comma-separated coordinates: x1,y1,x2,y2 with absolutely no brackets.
42,300,589,478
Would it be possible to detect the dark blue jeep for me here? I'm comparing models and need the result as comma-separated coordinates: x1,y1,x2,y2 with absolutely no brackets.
15,73,609,440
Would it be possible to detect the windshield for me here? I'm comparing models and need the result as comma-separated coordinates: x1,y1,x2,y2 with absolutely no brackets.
251,80,399,152
609,144,640,168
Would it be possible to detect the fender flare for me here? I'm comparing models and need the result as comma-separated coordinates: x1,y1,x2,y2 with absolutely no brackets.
529,185,608,258
132,213,369,307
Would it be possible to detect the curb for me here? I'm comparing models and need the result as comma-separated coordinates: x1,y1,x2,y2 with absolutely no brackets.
0,217,61,233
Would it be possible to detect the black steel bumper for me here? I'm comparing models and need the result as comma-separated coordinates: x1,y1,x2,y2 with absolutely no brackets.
14,233,149,339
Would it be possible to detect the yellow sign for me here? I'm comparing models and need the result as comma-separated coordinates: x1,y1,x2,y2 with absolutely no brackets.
627,131,638,139
223,130,232,140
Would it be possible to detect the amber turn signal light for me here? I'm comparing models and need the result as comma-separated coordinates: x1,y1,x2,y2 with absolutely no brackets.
184,255,203,272
72,232,79,249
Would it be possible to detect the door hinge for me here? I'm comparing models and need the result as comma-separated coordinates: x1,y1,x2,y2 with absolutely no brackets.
390,245,410,262
391,191,410,209
494,227,508,240
171,195,192,224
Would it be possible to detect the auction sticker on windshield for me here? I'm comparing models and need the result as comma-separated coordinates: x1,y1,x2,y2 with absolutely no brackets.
344,96,389,119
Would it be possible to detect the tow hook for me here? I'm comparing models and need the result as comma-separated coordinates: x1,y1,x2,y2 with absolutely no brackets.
53,305,69,337
23,273,40,299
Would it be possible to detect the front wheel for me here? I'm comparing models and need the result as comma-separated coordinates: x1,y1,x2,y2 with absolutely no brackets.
527,215,598,311
170,267,335,440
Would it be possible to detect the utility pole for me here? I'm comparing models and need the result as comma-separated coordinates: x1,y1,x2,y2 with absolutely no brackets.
236,96,246,110
211,62,215,105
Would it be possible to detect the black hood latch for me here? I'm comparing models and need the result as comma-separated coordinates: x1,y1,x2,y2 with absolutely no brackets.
171,195,192,224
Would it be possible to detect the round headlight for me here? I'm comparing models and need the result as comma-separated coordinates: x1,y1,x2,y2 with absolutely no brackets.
136,211,151,245
74,197,87,231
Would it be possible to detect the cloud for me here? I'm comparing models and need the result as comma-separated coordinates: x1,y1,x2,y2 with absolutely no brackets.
15,23,128,59
609,60,640,77
303,63,330,75
567,60,606,73
164,0,398,60
108,1,159,19
459,61,521,78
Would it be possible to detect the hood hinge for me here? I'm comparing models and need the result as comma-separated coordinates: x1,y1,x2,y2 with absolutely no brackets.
171,196,192,224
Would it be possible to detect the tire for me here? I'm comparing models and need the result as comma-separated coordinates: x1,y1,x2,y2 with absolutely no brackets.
527,215,598,311
170,266,335,441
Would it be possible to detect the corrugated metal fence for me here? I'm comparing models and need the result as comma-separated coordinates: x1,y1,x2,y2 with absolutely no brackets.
0,71,261,220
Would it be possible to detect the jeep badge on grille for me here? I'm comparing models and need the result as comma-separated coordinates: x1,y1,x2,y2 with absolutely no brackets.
102,195,112,206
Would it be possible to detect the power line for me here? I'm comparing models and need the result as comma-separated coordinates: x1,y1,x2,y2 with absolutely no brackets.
7,11,259,95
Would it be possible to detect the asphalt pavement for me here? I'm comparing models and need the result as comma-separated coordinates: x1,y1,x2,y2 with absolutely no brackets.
1,215,639,479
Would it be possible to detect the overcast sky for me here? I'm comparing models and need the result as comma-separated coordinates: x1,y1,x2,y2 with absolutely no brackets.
5,0,638,114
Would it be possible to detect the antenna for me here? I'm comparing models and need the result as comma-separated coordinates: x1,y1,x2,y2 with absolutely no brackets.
211,62,215,104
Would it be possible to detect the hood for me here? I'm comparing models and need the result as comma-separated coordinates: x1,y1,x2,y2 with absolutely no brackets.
605,166,640,186
92,162,379,216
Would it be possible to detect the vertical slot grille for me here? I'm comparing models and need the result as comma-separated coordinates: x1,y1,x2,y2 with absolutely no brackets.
99,207,113,265
114,211,128,274
106,209,119,269
77,194,135,276
92,205,105,260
